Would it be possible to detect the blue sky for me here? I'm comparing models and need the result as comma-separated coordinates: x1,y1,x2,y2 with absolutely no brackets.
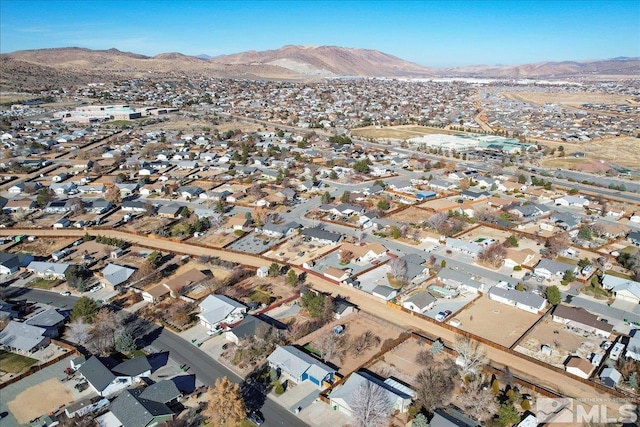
1,1,638,67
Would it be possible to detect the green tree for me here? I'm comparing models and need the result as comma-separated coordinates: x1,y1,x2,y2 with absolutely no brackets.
498,403,520,426
577,257,591,268
546,285,562,305
301,292,325,318
431,340,444,354
505,235,519,247
578,226,592,241
71,296,99,322
412,413,429,427
517,174,527,184
329,170,338,179
321,191,332,204
441,259,446,268
377,199,390,211
353,159,371,174
36,188,54,207
562,269,576,285
268,262,281,277
491,379,500,396
373,180,385,188
340,191,351,203
147,251,162,266
286,269,298,286
116,330,136,353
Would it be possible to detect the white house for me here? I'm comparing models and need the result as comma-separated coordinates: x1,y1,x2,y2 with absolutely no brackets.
78,356,151,397
402,292,436,314
564,356,593,379
329,371,414,416
552,305,613,338
488,287,547,314
601,275,640,304
534,259,577,279
555,195,590,207
371,285,397,301
267,345,335,389
197,295,247,331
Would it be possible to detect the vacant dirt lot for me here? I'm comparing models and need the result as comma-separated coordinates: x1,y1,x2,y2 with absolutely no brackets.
8,378,73,423
539,137,640,168
123,217,172,234
368,337,451,385
502,91,632,106
297,313,402,376
351,125,461,140
189,229,241,248
387,206,430,225
515,317,607,368
457,296,542,347
9,237,76,257
263,238,337,266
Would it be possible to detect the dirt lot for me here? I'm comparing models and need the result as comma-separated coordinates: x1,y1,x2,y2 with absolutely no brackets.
221,276,297,307
297,313,403,376
503,91,632,106
539,136,640,168
123,217,173,234
387,206,430,225
351,125,462,140
368,337,451,386
515,317,608,368
457,296,542,347
188,229,240,248
8,377,73,423
9,237,76,257
263,238,337,266
64,240,116,264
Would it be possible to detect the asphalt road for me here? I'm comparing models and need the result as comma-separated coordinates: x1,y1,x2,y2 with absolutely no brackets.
2,285,307,427
148,328,308,427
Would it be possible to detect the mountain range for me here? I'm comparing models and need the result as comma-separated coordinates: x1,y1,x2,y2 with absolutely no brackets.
1,45,638,90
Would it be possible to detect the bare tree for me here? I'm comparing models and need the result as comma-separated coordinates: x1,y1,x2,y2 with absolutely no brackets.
454,337,488,377
478,243,507,268
348,381,391,427
459,377,499,423
387,257,408,281
68,198,85,216
415,349,434,366
105,186,122,204
350,330,381,356
339,250,353,265
315,330,348,362
415,363,455,411
426,212,448,231
88,308,126,356
546,234,569,257
475,207,500,223
65,318,92,344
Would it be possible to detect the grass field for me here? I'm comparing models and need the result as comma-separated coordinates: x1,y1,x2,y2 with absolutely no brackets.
28,277,60,289
350,125,458,140
540,136,640,169
0,350,37,373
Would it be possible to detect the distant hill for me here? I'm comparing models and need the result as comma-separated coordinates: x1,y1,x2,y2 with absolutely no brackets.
209,45,434,77
443,57,640,78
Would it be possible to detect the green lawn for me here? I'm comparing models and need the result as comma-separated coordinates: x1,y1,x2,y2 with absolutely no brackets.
0,350,37,373
249,289,275,305
603,269,632,280
28,277,60,289
303,344,321,357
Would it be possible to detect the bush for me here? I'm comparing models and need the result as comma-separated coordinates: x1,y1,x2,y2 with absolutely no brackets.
513,265,522,271
274,382,284,395
234,229,245,236
521,400,531,411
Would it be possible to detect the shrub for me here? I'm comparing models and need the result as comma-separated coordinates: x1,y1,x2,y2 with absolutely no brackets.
233,229,245,236
521,400,531,411
513,265,522,271
274,382,285,395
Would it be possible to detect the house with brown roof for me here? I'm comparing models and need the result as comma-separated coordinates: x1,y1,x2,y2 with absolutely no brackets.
142,269,208,303
323,267,350,282
504,248,536,269
338,242,387,265
2,198,37,212
564,356,593,379
226,213,251,231
552,305,613,338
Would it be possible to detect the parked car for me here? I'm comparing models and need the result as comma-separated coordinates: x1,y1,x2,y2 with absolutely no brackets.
60,291,71,296
601,340,612,350
247,411,264,426
435,310,452,322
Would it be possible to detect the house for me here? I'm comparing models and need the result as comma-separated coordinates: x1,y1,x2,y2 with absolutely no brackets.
438,268,485,294
371,285,397,301
534,259,577,279
258,221,301,238
600,367,622,388
2,198,37,213
403,291,436,314
564,356,593,379
301,227,342,245
625,330,640,360
226,213,252,231
552,305,613,338
157,204,183,218
50,182,76,195
256,266,269,278
504,248,536,269
329,371,414,416
87,198,112,214
138,380,182,406
178,186,203,199
550,212,581,230
555,195,589,207
445,238,483,257
600,275,640,304
627,231,640,246
430,407,479,427
143,269,208,302
25,308,66,338
108,389,174,427
225,315,277,345
339,242,387,265
333,297,358,319
53,218,71,229
429,179,456,191
460,189,490,201
27,261,70,280
64,396,109,419
0,320,50,354
0,252,34,275
101,263,137,289
122,200,148,213
267,345,335,389
198,295,247,331
488,287,547,314
78,356,150,397
323,267,350,282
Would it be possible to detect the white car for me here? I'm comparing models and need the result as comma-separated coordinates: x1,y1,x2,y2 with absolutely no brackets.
89,286,102,293
60,291,71,296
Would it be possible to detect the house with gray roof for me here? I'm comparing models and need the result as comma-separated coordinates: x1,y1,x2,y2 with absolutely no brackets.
445,238,483,257
101,263,137,289
301,227,342,245
225,314,278,345
600,367,622,388
438,269,485,293
403,291,436,314
78,356,148,397
258,221,301,238
27,261,71,280
267,345,335,389
329,371,414,416
0,320,50,354
108,389,174,427
25,308,66,338
112,356,152,379
488,287,547,314
372,285,398,301
138,380,182,405
198,295,247,331
534,259,577,279
0,251,33,275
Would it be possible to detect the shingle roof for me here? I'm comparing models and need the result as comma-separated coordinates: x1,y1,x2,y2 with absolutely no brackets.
25,308,65,327
113,356,152,377
78,356,116,392
267,345,334,381
0,321,47,352
110,390,173,427
138,380,181,404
